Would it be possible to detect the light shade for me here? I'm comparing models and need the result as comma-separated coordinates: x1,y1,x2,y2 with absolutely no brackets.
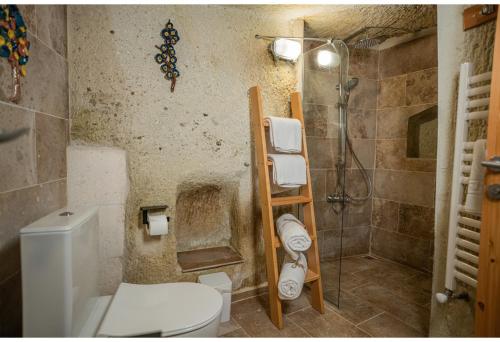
317,50,340,68
271,38,301,63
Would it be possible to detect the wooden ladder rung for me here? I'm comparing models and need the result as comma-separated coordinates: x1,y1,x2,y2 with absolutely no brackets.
271,195,312,206
305,270,321,283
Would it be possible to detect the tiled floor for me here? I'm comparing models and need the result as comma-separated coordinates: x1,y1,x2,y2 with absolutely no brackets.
219,255,432,337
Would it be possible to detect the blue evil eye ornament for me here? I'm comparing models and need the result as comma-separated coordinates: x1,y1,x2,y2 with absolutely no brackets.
155,19,180,92
0,5,30,103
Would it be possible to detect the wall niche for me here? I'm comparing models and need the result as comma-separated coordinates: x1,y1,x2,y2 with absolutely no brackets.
175,181,243,272
407,105,438,159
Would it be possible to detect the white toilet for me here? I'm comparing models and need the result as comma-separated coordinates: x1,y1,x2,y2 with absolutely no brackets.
20,206,223,337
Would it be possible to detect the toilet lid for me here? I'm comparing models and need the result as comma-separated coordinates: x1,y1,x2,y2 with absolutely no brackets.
97,282,223,337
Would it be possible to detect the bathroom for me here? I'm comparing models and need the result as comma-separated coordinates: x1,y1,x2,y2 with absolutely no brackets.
0,2,498,338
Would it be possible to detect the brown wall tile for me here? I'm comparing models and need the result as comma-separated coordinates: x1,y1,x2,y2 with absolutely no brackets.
310,169,326,202
0,180,66,281
377,75,406,109
379,34,437,79
303,69,339,106
371,227,432,272
304,104,328,138
372,198,399,231
307,137,336,169
0,36,68,118
0,105,36,192
348,78,377,110
398,203,434,240
35,5,67,57
376,104,435,139
376,139,406,170
17,5,37,35
347,109,376,139
322,227,370,259
349,48,379,79
374,169,435,207
405,68,437,106
36,113,67,183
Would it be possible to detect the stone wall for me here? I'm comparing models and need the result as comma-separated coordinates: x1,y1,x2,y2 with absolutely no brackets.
371,34,438,272
0,5,68,336
68,5,303,292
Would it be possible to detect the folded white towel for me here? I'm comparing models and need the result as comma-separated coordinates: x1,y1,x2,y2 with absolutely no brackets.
276,213,312,260
267,154,307,188
264,116,302,153
464,139,487,214
278,253,307,301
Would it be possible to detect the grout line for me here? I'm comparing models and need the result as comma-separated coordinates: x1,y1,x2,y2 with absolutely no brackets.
0,270,20,286
0,177,66,195
355,311,385,327
0,98,68,121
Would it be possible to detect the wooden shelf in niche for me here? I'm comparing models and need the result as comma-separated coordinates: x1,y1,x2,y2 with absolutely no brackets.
177,246,244,273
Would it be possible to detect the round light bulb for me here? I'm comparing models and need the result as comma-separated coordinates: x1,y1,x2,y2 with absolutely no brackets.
317,50,340,68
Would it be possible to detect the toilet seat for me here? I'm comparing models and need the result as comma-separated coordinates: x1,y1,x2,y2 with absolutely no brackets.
97,282,223,337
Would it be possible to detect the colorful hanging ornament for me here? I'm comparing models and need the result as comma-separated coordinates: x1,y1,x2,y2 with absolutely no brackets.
0,5,30,103
154,20,180,93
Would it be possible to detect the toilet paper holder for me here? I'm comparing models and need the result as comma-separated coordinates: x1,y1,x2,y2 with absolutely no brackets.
140,205,170,225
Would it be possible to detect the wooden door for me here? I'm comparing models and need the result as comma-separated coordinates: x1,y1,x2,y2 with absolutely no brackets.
475,14,500,337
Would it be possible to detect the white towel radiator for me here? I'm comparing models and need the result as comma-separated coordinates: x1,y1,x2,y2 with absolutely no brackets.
439,62,491,302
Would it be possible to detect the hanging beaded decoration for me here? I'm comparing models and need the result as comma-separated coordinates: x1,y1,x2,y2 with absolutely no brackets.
0,5,29,103
154,20,180,92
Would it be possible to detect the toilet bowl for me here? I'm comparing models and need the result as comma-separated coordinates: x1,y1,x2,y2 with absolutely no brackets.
20,207,223,337
98,282,223,337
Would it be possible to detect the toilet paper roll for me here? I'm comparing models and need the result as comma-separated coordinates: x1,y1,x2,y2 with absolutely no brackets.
147,211,168,236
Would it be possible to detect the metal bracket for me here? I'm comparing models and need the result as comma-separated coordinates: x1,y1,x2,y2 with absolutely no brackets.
481,156,500,172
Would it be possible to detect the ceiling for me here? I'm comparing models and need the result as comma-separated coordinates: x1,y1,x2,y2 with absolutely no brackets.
237,5,437,40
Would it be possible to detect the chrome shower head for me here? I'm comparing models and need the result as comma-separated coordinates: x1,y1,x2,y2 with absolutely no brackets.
346,78,359,92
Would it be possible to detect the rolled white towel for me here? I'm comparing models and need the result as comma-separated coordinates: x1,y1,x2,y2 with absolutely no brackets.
278,253,307,301
464,139,487,214
276,213,312,260
267,154,307,188
264,116,302,153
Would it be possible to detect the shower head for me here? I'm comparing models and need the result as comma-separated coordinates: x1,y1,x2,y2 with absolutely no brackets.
344,26,411,49
345,78,359,92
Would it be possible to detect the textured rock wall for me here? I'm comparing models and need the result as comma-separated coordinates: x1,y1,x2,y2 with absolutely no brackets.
67,5,303,292
431,5,496,337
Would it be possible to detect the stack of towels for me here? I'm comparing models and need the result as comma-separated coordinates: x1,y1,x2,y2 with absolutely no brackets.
265,116,306,188
276,213,312,300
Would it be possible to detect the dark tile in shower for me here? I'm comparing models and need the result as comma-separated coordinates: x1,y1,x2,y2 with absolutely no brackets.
322,227,370,258
370,227,433,272
398,203,435,240
376,138,407,170
349,48,379,80
377,75,406,109
374,169,435,207
314,201,340,231
303,104,328,138
307,137,336,169
303,69,339,106
376,103,434,139
345,200,372,228
378,34,437,79
405,68,438,106
347,78,378,110
310,169,327,201
347,108,376,139
347,139,375,170
372,198,399,231
405,158,436,172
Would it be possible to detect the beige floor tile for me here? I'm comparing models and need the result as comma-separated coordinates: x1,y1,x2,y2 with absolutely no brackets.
288,307,368,337
357,312,423,337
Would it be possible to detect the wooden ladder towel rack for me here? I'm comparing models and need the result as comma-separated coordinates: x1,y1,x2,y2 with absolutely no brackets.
249,85,325,329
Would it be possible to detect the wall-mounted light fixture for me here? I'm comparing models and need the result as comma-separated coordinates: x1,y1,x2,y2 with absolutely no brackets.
270,38,302,63
316,49,340,68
